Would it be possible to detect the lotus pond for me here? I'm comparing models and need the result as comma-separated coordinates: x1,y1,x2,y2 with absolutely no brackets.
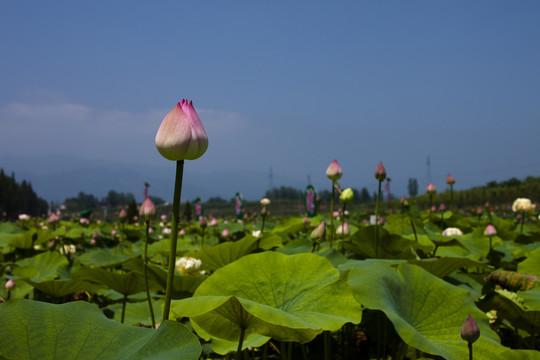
1,204,539,360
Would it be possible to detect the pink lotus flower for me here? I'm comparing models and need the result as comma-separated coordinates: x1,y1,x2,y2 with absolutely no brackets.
208,218,218,227
426,182,436,193
484,224,497,237
155,100,208,161
374,162,386,181
139,197,156,221
4,279,15,291
221,228,230,238
47,212,59,224
326,160,343,181
446,174,455,185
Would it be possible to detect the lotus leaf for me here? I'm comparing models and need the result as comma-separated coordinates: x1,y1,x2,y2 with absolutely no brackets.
171,251,362,344
346,261,508,359
0,299,201,360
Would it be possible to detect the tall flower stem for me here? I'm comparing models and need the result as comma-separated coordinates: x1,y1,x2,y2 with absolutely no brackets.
375,180,382,258
163,160,184,321
201,228,205,248
520,212,525,233
236,327,246,360
468,342,473,360
144,220,156,328
121,294,128,324
450,184,454,211
330,181,336,248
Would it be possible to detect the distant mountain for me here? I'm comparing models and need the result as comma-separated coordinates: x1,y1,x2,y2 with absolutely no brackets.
0,154,307,203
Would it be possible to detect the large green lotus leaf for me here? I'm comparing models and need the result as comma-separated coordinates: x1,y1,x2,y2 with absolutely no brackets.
171,252,362,344
106,299,164,325
346,262,508,359
0,299,201,360
343,226,417,259
518,246,540,276
270,216,306,234
72,267,149,295
408,257,489,278
8,229,57,249
77,248,142,267
501,349,540,360
13,251,68,281
520,286,540,311
276,239,348,268
65,226,97,240
184,234,282,272
23,278,105,298
123,258,206,298
148,238,197,258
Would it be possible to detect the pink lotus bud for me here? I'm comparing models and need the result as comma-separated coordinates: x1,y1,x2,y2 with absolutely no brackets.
446,174,455,185
302,216,310,226
199,216,207,229
311,221,326,243
92,231,99,240
47,212,59,224
326,160,343,181
208,218,218,227
426,182,436,194
461,314,480,344
119,208,127,220
161,214,168,221
179,229,186,236
111,229,117,237
484,224,497,237
90,238,96,245
374,162,386,181
155,100,208,161
439,203,446,212
336,222,350,236
4,279,15,291
221,228,230,238
139,198,156,221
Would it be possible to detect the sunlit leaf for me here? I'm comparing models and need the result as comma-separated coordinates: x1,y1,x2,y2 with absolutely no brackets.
0,299,201,360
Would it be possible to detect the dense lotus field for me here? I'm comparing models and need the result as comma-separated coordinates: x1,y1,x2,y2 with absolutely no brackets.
1,200,540,360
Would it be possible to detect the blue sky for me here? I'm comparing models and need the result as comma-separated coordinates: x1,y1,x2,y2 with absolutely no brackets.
1,1,540,201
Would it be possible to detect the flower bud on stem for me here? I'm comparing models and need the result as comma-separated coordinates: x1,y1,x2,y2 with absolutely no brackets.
163,160,184,321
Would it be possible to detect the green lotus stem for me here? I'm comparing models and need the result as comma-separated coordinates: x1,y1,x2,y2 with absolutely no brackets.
488,236,493,253
450,184,454,211
409,218,418,242
201,228,205,248
520,212,525,233
375,179,382,258
330,181,336,248
468,342,473,360
162,160,184,321
236,327,246,360
261,214,267,234
324,331,331,360
121,294,128,324
144,220,156,328
280,341,287,360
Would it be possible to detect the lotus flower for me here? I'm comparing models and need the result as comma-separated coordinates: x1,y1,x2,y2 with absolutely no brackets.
461,314,480,344
326,160,343,181
336,222,350,236
426,182,436,193
442,227,463,237
221,228,230,238
4,279,15,291
446,174,455,185
139,197,156,221
512,198,535,213
198,216,207,229
311,221,326,243
484,224,497,237
374,162,386,181
260,198,271,206
208,218,218,227
175,257,203,275
155,100,208,161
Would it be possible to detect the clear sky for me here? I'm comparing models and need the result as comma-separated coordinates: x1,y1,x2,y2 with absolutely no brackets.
1,1,540,200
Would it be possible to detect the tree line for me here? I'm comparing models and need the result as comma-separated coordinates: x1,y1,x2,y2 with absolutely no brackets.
0,169,48,220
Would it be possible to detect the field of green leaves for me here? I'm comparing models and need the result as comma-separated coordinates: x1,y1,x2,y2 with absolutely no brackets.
1,199,539,360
